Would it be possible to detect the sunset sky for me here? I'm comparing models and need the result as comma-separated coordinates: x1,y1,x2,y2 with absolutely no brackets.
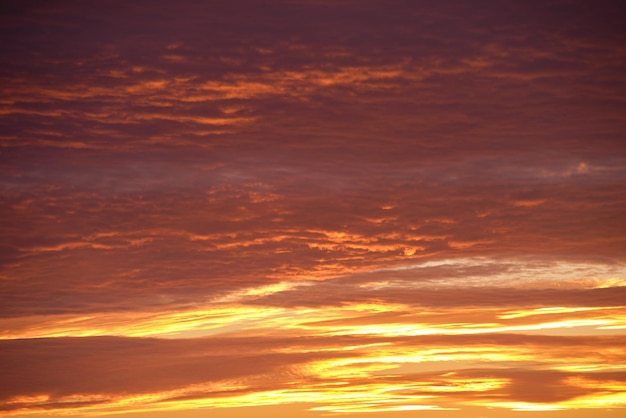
1,1,625,417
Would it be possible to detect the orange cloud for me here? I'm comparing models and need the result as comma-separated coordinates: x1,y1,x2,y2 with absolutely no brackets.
1,1,625,417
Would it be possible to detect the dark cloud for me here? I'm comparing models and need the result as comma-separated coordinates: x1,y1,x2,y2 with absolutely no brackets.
0,335,355,411
252,282,626,309
1,334,624,413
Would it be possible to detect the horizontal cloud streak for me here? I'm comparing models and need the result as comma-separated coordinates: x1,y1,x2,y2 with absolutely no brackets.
1,333,624,415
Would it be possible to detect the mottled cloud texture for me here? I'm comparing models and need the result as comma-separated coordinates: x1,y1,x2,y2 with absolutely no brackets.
1,1,625,417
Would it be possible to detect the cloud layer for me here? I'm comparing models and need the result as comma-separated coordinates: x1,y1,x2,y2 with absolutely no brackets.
1,0,625,416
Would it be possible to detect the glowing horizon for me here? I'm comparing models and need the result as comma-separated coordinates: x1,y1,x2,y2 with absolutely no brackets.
1,1,625,417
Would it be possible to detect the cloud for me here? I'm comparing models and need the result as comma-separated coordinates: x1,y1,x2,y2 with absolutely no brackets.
1,1,625,416
0,336,346,412
1,333,624,415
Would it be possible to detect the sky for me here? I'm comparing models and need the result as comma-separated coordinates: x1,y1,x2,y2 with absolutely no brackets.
1,0,625,417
